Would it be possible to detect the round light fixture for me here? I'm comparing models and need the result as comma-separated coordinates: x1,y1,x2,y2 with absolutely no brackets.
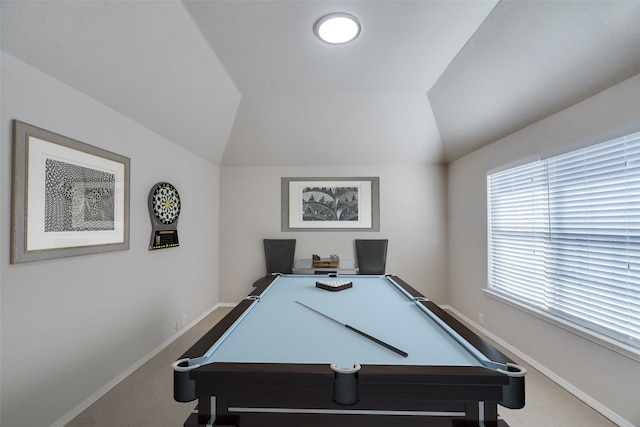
314,12,361,44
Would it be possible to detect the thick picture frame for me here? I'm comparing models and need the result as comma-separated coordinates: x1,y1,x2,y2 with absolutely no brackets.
281,177,380,231
11,120,130,263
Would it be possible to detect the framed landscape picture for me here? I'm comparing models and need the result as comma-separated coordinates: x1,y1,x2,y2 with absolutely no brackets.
281,177,380,231
11,120,130,263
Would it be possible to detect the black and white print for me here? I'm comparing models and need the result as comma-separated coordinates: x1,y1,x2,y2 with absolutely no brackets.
302,186,359,222
44,158,115,232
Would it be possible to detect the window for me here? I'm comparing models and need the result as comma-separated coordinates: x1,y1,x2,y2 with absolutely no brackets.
488,132,640,352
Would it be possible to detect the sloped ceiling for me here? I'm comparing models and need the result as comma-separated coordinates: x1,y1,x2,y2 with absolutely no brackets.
2,1,640,166
1,0,241,163
429,0,640,161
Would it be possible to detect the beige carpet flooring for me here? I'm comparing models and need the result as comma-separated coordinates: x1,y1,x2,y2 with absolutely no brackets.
66,307,617,427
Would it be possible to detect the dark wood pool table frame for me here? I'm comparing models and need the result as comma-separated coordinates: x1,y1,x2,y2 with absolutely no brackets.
174,275,525,427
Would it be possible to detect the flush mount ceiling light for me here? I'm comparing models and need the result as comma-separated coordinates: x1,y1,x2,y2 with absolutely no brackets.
314,12,361,44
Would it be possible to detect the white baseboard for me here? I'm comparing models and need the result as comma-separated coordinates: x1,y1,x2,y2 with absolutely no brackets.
217,302,238,308
50,303,223,427
442,305,634,427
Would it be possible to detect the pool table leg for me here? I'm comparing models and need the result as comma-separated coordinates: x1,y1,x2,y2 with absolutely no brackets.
451,401,500,427
483,401,499,427
196,396,214,426
212,396,239,427
184,395,240,427
466,401,480,426
183,396,213,427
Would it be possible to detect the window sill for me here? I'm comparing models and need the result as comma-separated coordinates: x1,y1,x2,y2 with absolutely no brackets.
483,289,640,363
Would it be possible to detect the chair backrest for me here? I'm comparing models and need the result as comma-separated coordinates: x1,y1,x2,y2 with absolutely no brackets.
263,239,296,275
355,239,388,275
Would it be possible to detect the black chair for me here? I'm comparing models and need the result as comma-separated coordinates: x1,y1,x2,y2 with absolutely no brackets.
263,239,296,275
355,239,388,275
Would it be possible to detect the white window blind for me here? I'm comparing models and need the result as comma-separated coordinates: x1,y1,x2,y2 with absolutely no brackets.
488,132,640,350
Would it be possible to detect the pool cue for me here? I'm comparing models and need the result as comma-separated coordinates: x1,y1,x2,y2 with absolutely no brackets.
295,300,408,357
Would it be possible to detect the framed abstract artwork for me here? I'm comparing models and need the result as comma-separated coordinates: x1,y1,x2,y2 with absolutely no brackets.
11,120,130,263
281,177,380,231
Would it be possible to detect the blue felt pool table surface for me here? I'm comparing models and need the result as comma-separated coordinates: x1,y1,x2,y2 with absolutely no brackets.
193,274,490,370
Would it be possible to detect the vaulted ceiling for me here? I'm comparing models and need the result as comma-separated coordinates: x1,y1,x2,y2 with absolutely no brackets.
2,1,640,166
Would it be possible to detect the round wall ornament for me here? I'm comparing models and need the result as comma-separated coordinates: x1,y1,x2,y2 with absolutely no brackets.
148,182,181,250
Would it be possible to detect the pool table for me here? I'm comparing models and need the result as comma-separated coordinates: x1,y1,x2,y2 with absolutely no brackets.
173,274,526,427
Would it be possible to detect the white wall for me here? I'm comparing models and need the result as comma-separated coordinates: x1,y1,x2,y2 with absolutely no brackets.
0,36,3,427
448,72,640,426
220,165,448,304
0,52,220,427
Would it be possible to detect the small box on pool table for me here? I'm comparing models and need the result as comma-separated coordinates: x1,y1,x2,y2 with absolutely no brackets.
316,280,352,292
